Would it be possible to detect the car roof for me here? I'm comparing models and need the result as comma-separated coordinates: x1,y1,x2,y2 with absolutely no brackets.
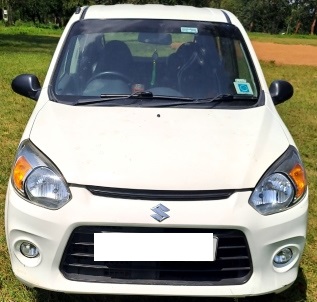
83,4,230,23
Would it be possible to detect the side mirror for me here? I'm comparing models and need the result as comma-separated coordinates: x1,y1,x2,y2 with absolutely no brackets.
11,74,41,101
269,80,293,105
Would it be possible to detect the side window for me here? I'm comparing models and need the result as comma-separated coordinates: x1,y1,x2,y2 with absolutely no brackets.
219,37,257,96
218,37,238,81
234,41,258,95
234,41,252,82
56,36,79,82
55,36,81,94
70,38,81,74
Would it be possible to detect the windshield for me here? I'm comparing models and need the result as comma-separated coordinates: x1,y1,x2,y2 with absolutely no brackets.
52,19,260,107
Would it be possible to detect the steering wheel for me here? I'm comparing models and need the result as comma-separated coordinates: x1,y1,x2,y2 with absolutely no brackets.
87,71,131,86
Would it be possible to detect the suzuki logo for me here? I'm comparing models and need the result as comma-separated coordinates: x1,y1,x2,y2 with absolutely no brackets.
151,204,170,222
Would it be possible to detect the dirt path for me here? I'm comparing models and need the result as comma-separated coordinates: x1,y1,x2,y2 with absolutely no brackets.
252,41,317,66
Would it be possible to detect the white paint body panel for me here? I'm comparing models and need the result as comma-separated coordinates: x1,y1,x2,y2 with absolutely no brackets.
30,99,288,190
84,5,228,22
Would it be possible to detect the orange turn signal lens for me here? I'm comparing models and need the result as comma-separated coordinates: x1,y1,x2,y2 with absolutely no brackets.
289,163,307,199
13,156,32,191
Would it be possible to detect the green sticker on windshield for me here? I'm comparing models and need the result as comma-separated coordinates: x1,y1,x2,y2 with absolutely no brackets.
181,27,198,34
234,79,253,95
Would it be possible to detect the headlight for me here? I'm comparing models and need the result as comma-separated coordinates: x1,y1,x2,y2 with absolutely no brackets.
249,146,307,215
11,140,71,209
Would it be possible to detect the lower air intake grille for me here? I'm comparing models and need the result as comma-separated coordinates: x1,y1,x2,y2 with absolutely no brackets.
60,226,252,286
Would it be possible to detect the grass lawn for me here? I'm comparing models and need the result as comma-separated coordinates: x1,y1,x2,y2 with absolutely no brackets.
248,32,317,46
0,26,316,301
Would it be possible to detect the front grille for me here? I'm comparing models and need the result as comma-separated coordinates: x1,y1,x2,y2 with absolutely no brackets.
86,186,235,201
60,226,252,286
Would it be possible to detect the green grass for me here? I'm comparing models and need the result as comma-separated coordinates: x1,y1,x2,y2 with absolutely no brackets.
262,61,317,302
0,22,63,36
248,32,317,46
0,26,317,302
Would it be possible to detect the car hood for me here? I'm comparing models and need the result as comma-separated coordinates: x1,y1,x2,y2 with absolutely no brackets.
30,101,289,190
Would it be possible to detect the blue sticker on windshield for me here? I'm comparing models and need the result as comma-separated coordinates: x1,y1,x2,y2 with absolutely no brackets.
234,79,253,95
181,27,198,34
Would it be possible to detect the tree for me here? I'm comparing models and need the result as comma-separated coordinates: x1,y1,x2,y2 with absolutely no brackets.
9,0,50,23
5,0,317,34
311,5,317,34
220,0,291,34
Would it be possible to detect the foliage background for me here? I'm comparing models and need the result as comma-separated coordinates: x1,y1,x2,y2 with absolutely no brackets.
1,0,317,34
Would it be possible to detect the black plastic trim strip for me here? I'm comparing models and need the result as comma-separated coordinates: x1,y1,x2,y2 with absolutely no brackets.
256,90,265,106
221,10,232,24
80,6,89,20
84,186,241,201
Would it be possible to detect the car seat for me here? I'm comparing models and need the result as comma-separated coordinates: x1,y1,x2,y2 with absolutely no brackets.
165,42,196,90
94,40,134,79
84,40,134,95
169,37,231,99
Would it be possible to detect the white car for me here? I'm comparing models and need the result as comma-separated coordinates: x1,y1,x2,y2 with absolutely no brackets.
6,4,308,298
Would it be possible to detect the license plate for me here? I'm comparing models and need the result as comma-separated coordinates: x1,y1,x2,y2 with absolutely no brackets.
94,233,218,261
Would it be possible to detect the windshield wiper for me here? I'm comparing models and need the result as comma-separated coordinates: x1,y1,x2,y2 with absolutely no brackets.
158,94,234,106
147,94,259,108
74,91,193,106
74,92,255,107
74,94,129,105
141,94,238,107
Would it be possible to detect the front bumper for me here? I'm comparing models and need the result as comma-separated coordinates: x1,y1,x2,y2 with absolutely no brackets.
5,183,308,297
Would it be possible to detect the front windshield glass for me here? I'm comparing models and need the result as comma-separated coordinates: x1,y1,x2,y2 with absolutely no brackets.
52,19,260,107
